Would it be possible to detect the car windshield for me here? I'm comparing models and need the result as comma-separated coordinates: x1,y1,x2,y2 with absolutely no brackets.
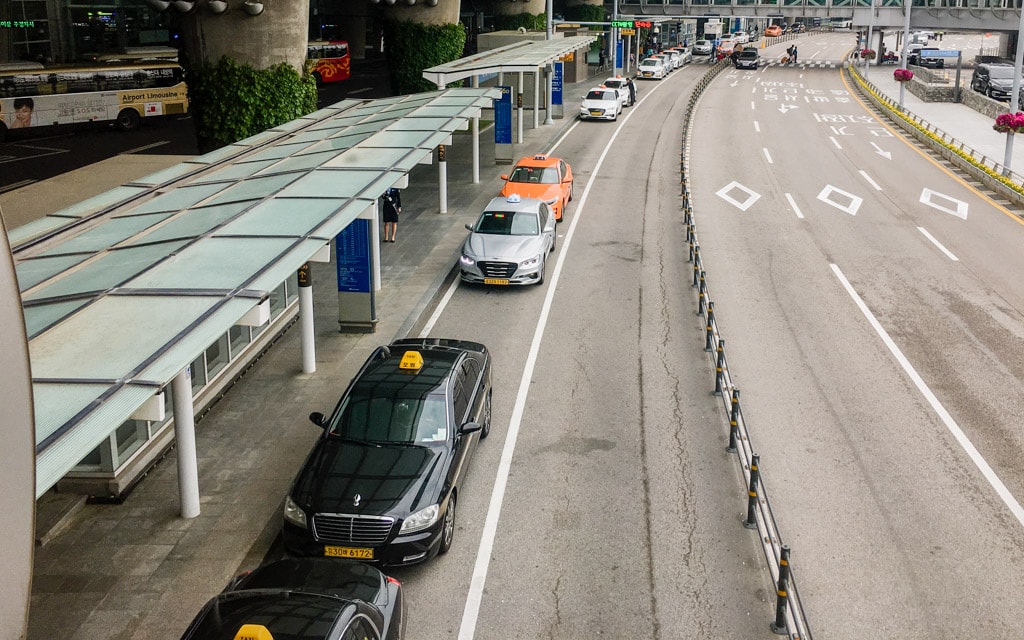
474,210,540,235
508,165,558,184
740,51,757,59
330,392,449,444
586,89,615,101
604,80,624,88
640,60,659,68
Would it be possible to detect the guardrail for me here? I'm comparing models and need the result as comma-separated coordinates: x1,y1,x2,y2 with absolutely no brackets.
846,65,1024,209
680,59,814,640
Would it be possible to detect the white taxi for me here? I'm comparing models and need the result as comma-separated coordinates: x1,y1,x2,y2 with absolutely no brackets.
579,86,622,121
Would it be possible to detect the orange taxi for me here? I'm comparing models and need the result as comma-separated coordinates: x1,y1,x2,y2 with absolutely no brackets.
499,154,574,222
765,25,783,37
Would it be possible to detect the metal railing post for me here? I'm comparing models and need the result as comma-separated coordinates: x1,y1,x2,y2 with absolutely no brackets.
770,545,791,635
743,453,760,529
727,388,739,453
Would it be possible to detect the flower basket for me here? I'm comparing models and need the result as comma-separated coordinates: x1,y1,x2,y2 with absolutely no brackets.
893,68,914,82
860,49,876,60
994,112,1024,134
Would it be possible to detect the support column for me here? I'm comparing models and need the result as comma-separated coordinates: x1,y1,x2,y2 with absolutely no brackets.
298,264,315,374
518,72,525,143
545,68,554,126
172,368,200,519
533,70,541,129
472,75,480,183
438,144,448,213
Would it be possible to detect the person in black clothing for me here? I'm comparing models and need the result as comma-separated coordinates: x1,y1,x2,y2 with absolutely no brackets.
382,187,401,242
626,77,636,105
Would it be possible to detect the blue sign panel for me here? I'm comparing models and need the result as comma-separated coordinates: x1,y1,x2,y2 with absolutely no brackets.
336,218,371,293
923,49,961,58
552,62,563,106
495,86,512,144
616,40,623,68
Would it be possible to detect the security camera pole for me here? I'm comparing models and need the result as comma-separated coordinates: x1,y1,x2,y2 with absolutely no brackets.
1003,7,1024,175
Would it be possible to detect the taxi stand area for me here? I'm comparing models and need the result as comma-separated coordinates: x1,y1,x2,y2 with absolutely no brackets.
12,35,594,519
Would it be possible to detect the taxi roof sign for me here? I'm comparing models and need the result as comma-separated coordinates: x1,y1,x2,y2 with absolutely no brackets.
399,350,424,372
235,624,275,640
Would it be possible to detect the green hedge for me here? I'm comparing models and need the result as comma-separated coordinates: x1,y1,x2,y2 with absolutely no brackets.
383,20,466,94
565,4,604,24
492,13,548,32
185,56,317,153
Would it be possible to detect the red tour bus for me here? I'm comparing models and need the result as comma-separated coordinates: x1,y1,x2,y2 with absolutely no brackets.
307,40,351,84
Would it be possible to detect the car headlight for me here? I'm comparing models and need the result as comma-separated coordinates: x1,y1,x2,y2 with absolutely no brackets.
544,197,558,206
283,495,308,529
460,254,476,266
520,254,541,268
400,504,439,533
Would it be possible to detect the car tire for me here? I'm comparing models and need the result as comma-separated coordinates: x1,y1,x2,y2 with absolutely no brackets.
439,494,456,555
568,181,574,202
116,108,141,131
481,390,492,438
537,257,546,286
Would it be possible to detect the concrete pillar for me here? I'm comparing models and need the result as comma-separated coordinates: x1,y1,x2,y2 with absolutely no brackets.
298,265,315,374
381,0,460,26
172,368,201,519
181,0,310,71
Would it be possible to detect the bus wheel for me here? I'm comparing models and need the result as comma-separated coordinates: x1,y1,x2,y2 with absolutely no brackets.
0,122,7,143
312,72,323,86
116,109,141,131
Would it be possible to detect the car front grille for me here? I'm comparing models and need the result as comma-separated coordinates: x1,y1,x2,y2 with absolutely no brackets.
312,513,396,546
478,261,517,278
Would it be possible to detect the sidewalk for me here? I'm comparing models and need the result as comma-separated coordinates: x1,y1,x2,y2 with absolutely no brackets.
23,73,596,640
23,56,1014,640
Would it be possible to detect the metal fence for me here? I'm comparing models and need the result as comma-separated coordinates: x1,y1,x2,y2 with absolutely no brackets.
680,59,814,640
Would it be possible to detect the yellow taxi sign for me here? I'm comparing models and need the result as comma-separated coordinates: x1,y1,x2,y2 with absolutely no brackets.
399,350,424,372
235,624,275,640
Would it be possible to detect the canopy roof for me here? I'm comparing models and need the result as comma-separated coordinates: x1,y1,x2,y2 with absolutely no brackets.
421,35,598,87
10,87,500,497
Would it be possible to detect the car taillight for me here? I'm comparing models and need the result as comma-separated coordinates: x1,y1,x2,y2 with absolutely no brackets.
386,575,402,586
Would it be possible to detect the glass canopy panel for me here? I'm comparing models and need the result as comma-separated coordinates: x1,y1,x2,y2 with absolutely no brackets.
16,253,91,290
29,294,224,380
413,105,475,119
283,129,347,146
192,159,280,184
323,146,408,170
136,297,261,384
36,212,175,257
23,299,90,339
247,238,340,292
260,150,342,174
277,169,379,199
126,237,296,290
123,202,252,245
232,129,287,148
130,163,202,187
306,113,370,132
242,141,317,163
25,240,190,302
193,144,247,165
204,173,303,206
300,132,374,153
308,199,374,240
32,382,121,446
47,186,150,219
361,130,435,150
215,198,346,237
8,216,77,248
387,117,455,132
130,183,226,215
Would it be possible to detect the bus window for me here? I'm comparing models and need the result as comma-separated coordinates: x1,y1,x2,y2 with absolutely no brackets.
0,62,188,140
307,40,351,84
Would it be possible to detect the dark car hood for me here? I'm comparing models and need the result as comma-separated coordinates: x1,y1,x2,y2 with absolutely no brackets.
292,438,446,516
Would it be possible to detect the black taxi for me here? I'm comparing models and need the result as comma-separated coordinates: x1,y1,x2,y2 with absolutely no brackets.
282,338,492,566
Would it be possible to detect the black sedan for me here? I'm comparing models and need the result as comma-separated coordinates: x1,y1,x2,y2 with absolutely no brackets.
180,558,404,640
282,338,492,566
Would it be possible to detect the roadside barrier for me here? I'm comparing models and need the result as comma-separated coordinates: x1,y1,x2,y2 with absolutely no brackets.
680,63,814,640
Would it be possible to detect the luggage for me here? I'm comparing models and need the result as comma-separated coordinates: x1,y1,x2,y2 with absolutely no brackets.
781,55,790,64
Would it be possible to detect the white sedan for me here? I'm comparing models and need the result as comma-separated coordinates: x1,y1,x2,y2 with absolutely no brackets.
637,57,667,79
579,87,622,121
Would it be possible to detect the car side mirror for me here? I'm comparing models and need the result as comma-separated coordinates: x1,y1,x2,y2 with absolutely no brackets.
460,422,483,435
465,223,474,231
309,411,328,429
500,174,509,180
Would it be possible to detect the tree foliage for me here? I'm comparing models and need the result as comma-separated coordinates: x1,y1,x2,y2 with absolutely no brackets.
492,12,548,32
184,56,317,153
383,20,466,94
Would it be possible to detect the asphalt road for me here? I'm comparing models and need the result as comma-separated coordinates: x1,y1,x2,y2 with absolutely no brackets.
689,31,1024,639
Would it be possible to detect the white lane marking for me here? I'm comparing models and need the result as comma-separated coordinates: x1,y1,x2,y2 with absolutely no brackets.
920,188,969,220
785,192,805,219
716,181,762,211
817,184,863,215
120,140,170,154
751,101,756,110
917,227,959,261
754,121,760,132
831,264,1024,528
763,148,774,164
870,141,892,159
859,170,883,191
457,75,663,640
830,136,842,149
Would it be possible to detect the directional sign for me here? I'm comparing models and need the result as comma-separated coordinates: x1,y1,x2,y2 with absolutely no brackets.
922,50,960,57
621,28,636,36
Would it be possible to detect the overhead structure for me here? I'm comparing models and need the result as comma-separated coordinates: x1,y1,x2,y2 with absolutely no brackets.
10,87,499,512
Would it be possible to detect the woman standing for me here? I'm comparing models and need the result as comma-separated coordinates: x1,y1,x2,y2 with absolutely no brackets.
382,187,401,243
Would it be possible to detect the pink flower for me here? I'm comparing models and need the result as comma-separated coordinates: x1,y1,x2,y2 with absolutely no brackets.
893,68,914,82
993,112,1024,133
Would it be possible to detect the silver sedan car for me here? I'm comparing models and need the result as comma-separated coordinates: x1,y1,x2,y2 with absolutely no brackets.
459,194,556,286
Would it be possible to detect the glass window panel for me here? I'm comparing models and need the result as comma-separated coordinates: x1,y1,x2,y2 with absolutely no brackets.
286,273,298,304
78,444,103,468
228,324,251,358
205,333,229,381
190,354,207,395
269,282,287,318
114,419,148,464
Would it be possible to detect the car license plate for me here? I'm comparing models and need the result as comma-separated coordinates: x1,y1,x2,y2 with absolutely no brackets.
484,278,510,285
642,72,652,77
589,110,603,116
324,546,373,559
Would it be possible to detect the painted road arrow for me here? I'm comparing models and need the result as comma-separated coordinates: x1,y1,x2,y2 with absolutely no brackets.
870,141,892,160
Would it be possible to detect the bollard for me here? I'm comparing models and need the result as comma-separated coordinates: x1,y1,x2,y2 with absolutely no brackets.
705,304,716,352
697,271,707,317
743,453,760,529
713,339,725,394
770,545,791,635
727,388,740,453
692,246,700,284
684,210,692,242
688,232,696,264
